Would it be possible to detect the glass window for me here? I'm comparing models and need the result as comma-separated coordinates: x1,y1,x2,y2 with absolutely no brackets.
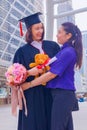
10,37,20,46
14,30,20,37
0,7,7,19
25,10,31,16
2,22,14,34
6,14,18,25
0,0,10,11
0,30,11,42
28,0,34,3
0,18,3,25
6,44,16,54
82,31,87,48
28,4,34,12
7,0,14,4
14,1,25,12
10,8,21,19
0,40,7,51
19,0,28,6
75,12,87,31
72,0,87,9
2,53,12,61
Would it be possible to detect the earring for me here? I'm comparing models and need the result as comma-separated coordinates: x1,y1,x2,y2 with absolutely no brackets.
72,40,75,46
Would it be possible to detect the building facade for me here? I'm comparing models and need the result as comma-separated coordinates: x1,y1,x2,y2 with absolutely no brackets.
75,31,87,92
57,0,75,28
0,0,44,67
80,31,87,92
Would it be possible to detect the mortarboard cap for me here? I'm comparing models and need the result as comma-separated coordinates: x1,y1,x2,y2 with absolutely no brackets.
19,12,42,36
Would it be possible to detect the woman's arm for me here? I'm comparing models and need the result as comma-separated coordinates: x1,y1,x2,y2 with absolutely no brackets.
21,72,57,91
6,67,43,87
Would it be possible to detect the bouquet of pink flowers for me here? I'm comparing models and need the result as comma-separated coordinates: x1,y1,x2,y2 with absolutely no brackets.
5,63,28,116
5,63,27,86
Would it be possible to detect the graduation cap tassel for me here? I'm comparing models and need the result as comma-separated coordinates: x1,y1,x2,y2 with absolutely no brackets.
19,22,23,36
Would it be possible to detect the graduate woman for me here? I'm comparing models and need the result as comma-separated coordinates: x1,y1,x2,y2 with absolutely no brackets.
13,12,60,130
21,22,83,130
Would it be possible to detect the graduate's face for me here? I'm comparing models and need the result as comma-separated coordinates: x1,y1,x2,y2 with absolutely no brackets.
31,23,44,41
56,26,72,45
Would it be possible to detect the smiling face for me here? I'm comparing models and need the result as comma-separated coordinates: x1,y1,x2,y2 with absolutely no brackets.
31,23,44,42
56,26,72,45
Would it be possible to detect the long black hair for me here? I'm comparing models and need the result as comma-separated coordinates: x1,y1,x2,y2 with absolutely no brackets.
62,22,83,69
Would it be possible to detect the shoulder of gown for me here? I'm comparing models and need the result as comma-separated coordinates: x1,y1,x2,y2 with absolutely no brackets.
13,44,29,64
43,40,60,57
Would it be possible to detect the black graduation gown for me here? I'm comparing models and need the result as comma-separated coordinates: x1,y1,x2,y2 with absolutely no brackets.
13,40,60,130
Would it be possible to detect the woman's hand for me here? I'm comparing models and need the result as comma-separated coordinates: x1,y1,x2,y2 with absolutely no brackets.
27,67,43,76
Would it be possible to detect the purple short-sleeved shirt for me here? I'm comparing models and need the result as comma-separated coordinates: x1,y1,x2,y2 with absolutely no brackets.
46,42,77,91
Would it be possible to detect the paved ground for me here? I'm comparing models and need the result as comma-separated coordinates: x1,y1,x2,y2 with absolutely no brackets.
0,102,87,130
73,102,87,130
0,104,17,130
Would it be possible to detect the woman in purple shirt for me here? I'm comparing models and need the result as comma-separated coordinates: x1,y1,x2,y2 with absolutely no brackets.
21,22,83,130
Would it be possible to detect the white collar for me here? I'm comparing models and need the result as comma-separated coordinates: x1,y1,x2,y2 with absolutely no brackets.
31,41,44,53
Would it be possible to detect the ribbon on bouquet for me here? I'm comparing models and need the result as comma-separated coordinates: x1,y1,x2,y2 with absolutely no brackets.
11,86,28,116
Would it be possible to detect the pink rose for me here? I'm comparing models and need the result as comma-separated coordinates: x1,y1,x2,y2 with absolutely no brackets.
5,63,27,86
